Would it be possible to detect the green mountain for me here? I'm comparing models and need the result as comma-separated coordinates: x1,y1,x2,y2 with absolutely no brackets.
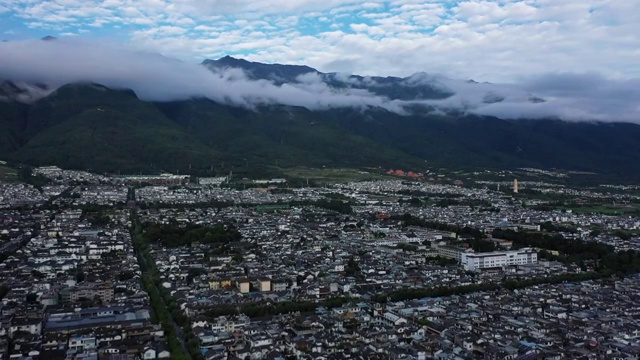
2,83,223,173
156,99,421,170
323,108,640,175
0,83,422,176
1,58,640,179
0,100,27,154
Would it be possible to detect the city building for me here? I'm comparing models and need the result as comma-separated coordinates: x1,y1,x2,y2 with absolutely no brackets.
434,243,475,262
461,248,537,271
63,284,115,304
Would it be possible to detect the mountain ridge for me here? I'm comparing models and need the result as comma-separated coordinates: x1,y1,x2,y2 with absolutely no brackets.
0,57,639,178
203,56,455,101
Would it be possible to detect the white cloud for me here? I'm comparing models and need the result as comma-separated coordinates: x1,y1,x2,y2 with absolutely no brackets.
0,0,638,86
0,39,406,112
0,39,638,123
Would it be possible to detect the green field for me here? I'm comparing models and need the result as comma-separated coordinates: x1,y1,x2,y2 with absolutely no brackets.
565,205,640,216
0,164,18,181
281,167,395,184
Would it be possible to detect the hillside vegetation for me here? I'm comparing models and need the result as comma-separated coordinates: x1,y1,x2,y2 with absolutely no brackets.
1,81,640,178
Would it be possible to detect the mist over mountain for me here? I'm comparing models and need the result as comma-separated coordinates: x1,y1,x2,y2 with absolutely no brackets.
1,39,639,122
1,38,640,178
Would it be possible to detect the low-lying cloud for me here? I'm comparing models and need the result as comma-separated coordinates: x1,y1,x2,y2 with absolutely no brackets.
0,39,638,123
0,39,406,112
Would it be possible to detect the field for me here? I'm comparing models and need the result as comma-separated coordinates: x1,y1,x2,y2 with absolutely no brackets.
0,164,17,181
281,167,395,184
563,205,640,216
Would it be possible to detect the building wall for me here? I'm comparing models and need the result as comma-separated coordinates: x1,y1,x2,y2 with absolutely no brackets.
68,286,114,303
259,280,271,292
239,282,250,294
209,280,220,290
462,248,538,271
436,245,471,262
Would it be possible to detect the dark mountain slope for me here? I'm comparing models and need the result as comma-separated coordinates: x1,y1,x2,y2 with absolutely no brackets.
203,56,452,100
156,99,422,170
8,84,222,173
24,83,149,138
203,56,317,84
322,108,640,175
0,100,28,155
0,73,639,178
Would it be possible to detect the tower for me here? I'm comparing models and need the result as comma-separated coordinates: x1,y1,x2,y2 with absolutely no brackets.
513,179,519,193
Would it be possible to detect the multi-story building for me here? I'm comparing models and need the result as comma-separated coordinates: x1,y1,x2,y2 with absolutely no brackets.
461,248,538,271
434,243,475,262
271,279,288,292
236,279,250,294
258,278,271,292
63,283,115,303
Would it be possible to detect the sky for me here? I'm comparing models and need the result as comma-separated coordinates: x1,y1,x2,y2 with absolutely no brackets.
1,0,639,81
0,0,639,122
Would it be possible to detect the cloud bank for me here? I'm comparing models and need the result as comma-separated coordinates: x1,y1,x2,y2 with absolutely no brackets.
0,39,408,112
0,39,638,122
3,0,639,83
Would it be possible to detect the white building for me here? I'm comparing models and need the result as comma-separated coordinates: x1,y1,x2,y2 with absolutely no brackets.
377,311,408,327
198,177,227,185
461,248,537,271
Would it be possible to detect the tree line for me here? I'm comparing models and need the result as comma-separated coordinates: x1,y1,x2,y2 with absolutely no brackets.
131,212,203,360
371,272,608,303
492,229,640,276
141,222,241,248
203,296,353,319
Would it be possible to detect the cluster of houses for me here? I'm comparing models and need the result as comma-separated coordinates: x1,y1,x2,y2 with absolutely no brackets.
1,168,640,359
33,167,112,185
0,183,46,209
139,203,584,359
0,204,171,360
135,186,324,205
148,275,640,360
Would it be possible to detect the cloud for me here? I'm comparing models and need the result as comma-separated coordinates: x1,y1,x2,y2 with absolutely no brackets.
0,39,405,112
0,38,638,122
2,0,638,83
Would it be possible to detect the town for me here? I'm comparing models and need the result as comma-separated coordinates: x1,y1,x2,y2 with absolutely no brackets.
1,166,640,360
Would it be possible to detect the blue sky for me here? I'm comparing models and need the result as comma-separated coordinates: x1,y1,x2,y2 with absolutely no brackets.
1,0,639,81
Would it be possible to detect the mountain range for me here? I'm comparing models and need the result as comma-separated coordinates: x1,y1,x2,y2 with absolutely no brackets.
1,56,640,179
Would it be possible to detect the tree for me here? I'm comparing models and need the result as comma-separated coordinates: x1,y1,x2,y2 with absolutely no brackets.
345,256,362,278
409,197,422,207
614,230,631,241
141,222,241,248
232,253,244,263
0,284,9,301
118,271,135,281
187,268,205,283
91,213,111,227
